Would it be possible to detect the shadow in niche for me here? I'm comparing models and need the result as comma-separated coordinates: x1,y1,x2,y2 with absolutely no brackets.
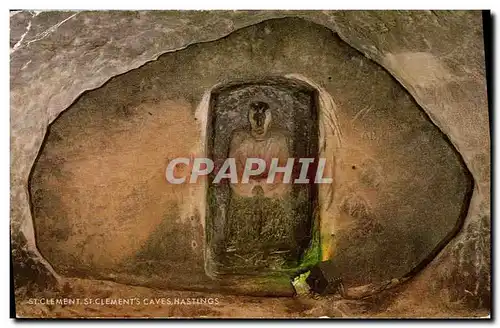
204,77,320,278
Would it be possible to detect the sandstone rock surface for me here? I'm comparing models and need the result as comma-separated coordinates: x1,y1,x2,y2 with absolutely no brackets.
11,10,490,314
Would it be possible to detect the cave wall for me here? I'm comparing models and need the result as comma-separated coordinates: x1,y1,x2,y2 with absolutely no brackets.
10,10,489,309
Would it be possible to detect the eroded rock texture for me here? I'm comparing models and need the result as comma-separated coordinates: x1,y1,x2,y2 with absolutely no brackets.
11,10,489,315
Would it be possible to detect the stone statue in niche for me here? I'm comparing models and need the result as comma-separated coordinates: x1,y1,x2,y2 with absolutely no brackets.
207,81,318,275
223,101,301,268
229,101,291,198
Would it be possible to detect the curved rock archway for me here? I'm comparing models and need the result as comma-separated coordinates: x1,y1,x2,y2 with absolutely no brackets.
11,11,489,315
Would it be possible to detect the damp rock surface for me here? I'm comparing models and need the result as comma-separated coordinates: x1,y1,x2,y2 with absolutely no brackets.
28,17,470,294
11,10,489,314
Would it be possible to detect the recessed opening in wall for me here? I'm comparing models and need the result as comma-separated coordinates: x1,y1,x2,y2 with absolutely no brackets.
26,17,473,295
205,77,321,277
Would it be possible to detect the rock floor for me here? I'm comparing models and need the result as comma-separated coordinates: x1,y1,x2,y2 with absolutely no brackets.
14,277,487,318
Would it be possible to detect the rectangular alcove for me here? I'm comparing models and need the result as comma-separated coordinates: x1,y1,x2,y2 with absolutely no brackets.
205,77,321,278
